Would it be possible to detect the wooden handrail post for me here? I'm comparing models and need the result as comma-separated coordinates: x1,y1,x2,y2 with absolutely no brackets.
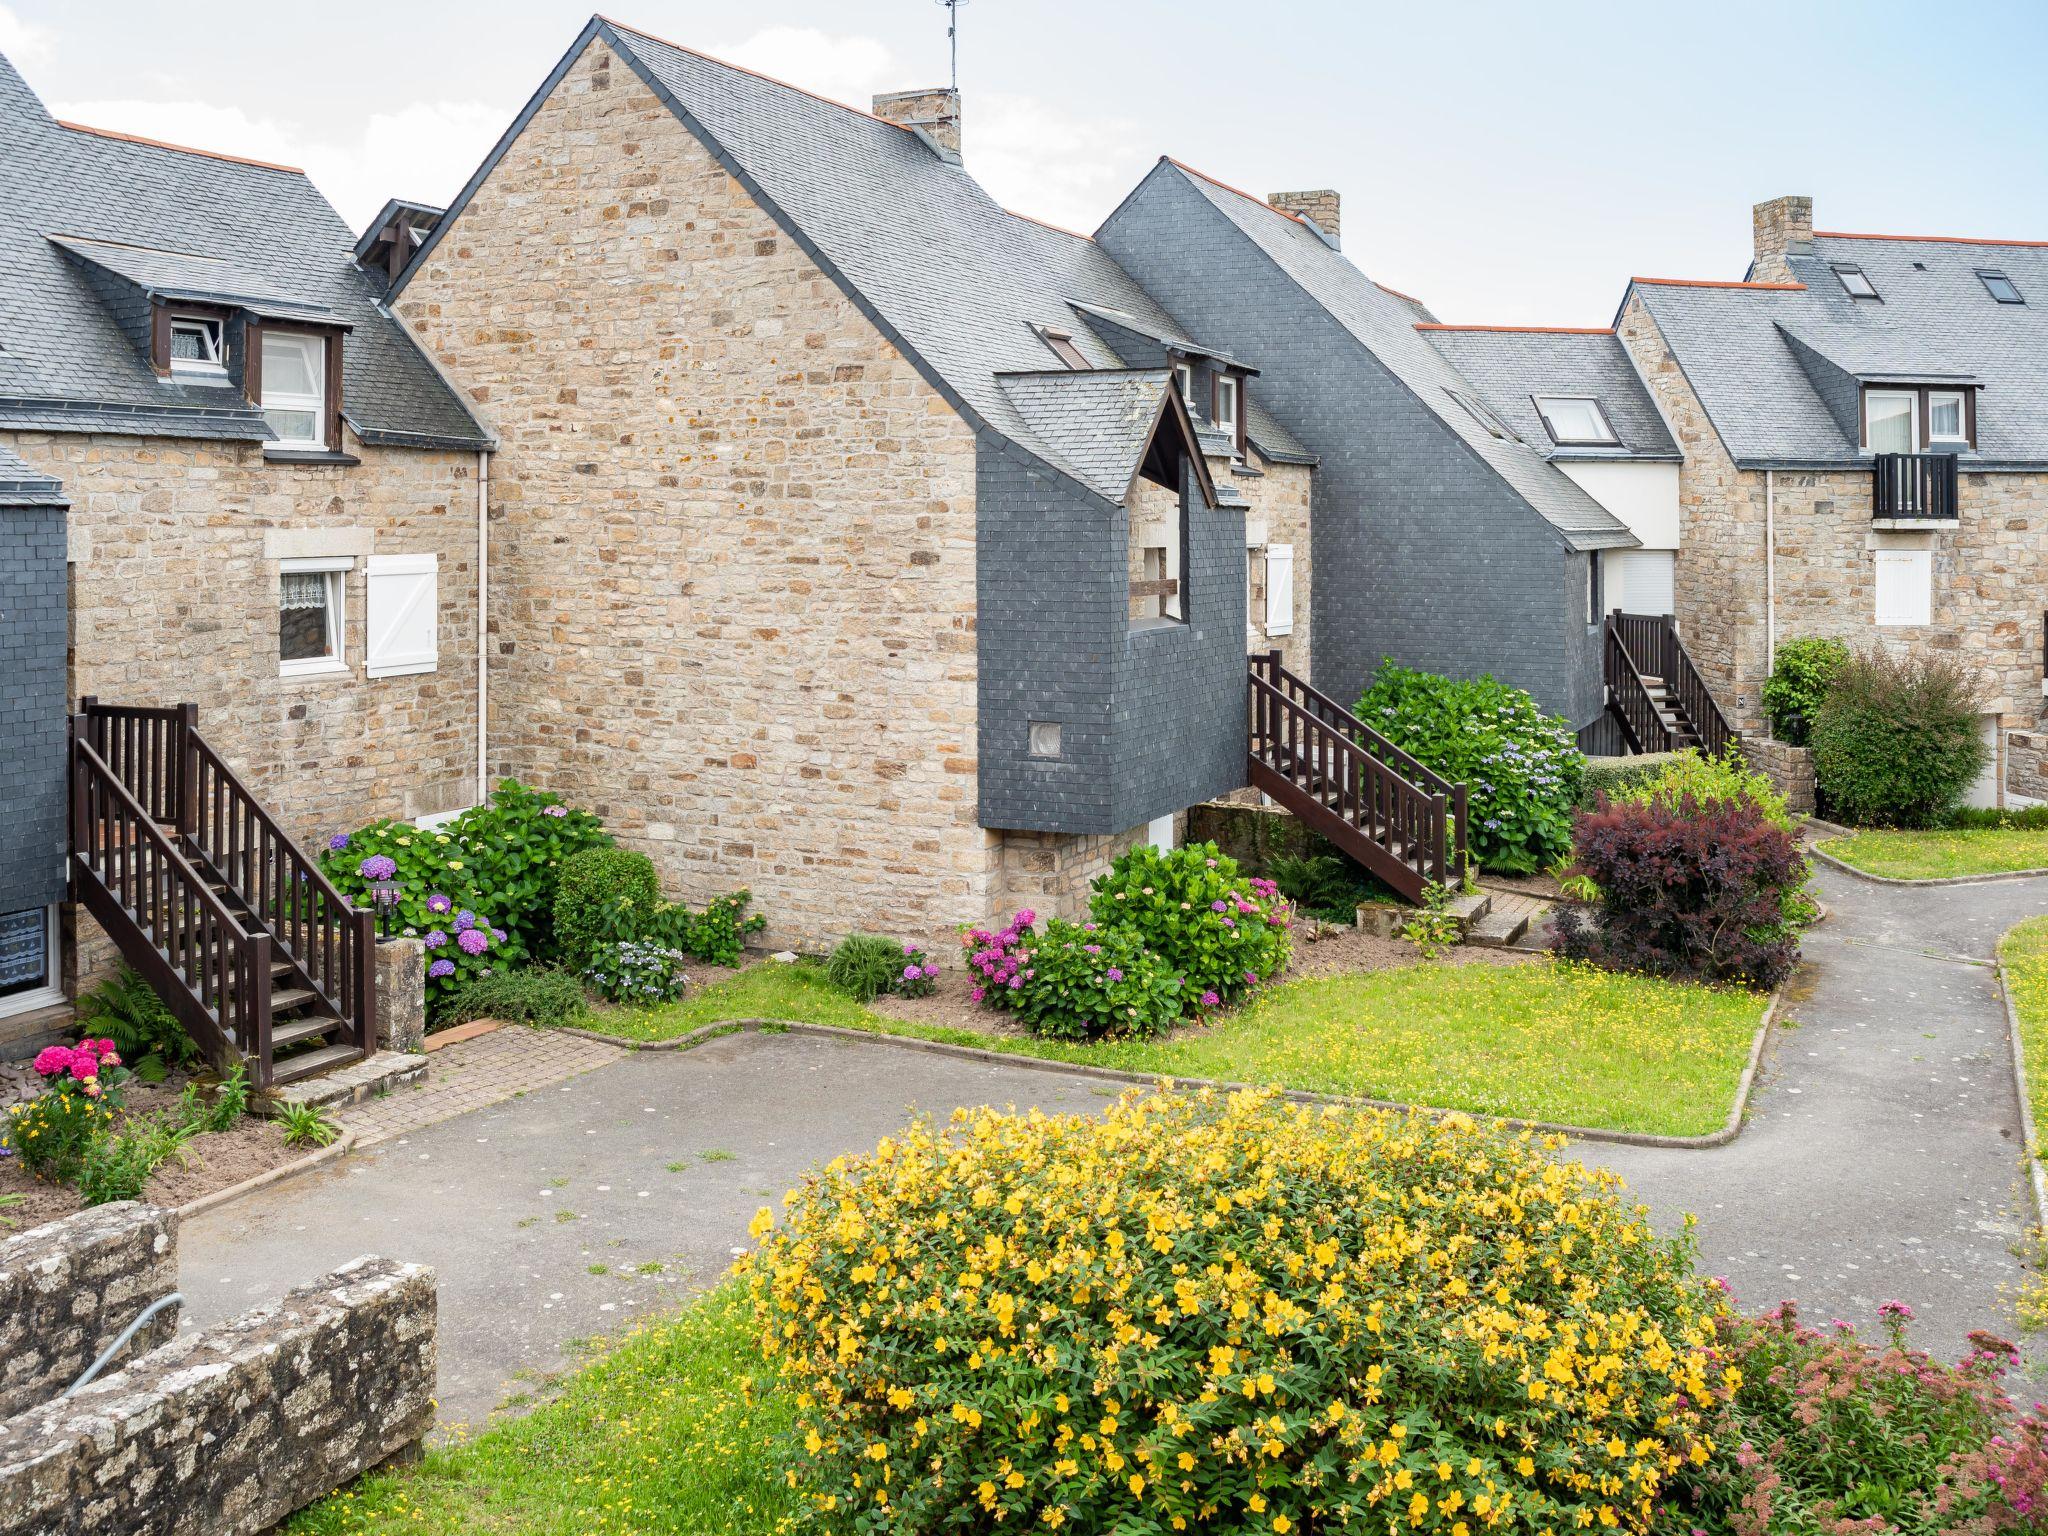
354,908,378,1056
175,703,199,835
1452,783,1469,881
247,931,274,1088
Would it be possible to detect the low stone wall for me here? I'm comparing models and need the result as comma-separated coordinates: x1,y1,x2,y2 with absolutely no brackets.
1741,736,1815,816
0,1255,435,1536
1186,799,1341,871
2009,731,2048,805
0,1203,177,1421
375,937,426,1055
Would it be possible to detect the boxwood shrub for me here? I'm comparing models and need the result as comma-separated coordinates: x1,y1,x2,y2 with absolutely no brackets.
552,846,662,973
1356,659,1582,874
1810,649,1985,827
743,1088,1723,1536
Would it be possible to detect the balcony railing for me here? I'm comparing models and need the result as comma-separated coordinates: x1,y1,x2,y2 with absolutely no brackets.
1872,452,1958,520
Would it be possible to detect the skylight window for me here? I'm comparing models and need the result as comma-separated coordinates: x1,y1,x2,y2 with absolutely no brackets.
1533,396,1619,446
1978,269,2024,305
1833,264,1879,299
1036,326,1090,369
1444,388,1517,442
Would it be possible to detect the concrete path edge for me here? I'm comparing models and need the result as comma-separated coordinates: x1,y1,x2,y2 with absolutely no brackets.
175,1127,359,1220
557,982,1786,1152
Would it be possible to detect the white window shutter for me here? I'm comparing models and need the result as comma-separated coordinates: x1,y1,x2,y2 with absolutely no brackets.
1873,549,1931,627
365,553,439,677
1264,544,1294,636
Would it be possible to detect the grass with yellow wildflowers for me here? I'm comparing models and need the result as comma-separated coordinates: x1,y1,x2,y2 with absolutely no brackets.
2002,917,2048,1154
1821,827,2048,881
595,958,1763,1138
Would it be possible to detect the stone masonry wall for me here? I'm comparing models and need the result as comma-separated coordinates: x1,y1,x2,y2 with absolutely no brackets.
994,818,1180,924
1741,736,1816,816
1,427,482,990
0,1254,434,1536
1244,456,1313,680
0,1202,177,1422
1617,296,2048,739
397,40,990,951
2008,731,2048,804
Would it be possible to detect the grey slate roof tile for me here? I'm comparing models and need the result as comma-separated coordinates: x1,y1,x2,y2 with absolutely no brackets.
0,440,66,506
995,369,1174,504
1419,328,1679,461
0,53,487,449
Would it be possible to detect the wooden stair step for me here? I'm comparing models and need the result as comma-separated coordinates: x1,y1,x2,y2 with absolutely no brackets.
268,986,320,1013
268,1042,364,1086
270,1013,341,1051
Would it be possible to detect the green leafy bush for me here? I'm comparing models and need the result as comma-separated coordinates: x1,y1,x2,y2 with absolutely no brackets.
1945,804,2048,831
276,1102,338,1148
744,1089,1722,1536
1761,635,1851,746
442,968,587,1031
1264,851,1384,922
826,934,938,1002
1357,659,1583,874
1578,751,1678,808
3,1039,128,1180
961,912,1184,1040
584,939,691,1005
1607,746,1794,831
1811,650,1986,827
647,890,767,966
1086,841,1291,1007
441,780,613,958
77,1119,186,1206
74,964,197,1079
552,847,662,973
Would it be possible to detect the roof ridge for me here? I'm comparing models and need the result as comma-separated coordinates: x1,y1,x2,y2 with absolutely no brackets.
1417,323,1614,335
597,15,916,135
1816,228,2048,249
996,366,1169,378
1164,158,1309,228
1373,281,1424,304
1007,208,1095,242
54,119,304,174
1633,276,1806,291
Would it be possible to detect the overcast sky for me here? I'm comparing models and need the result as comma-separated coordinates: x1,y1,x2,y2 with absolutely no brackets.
6,0,2045,325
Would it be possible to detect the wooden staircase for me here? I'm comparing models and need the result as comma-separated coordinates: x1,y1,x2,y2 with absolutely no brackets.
70,700,375,1091
1247,653,1466,905
1599,612,1737,758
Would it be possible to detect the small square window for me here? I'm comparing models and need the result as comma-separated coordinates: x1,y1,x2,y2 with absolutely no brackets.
1212,374,1240,445
1534,395,1619,446
169,315,225,374
1027,721,1062,759
1036,326,1089,370
279,559,348,676
1833,264,1879,299
1978,269,2024,305
1928,391,1967,443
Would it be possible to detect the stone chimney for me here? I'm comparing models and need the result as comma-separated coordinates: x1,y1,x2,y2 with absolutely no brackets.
1268,190,1340,241
872,88,961,156
1752,195,1813,283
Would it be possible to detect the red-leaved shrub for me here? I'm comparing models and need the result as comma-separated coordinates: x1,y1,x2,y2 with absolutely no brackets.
1553,793,1805,988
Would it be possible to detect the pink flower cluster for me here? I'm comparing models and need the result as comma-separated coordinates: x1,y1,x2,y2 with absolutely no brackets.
33,1037,121,1087
962,909,1036,1005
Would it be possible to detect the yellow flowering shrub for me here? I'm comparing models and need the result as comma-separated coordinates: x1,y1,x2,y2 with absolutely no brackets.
743,1088,1725,1534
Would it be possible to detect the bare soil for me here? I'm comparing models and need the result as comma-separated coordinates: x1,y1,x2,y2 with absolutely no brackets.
0,1072,303,1234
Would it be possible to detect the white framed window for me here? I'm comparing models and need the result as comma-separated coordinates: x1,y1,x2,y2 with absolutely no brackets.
1173,361,1195,406
365,553,439,678
1213,374,1240,445
1928,391,1967,443
1874,548,1932,626
0,905,62,1018
1264,543,1295,636
1833,264,1879,299
279,556,350,676
1864,389,1918,453
1534,395,1619,446
262,330,328,449
168,315,226,376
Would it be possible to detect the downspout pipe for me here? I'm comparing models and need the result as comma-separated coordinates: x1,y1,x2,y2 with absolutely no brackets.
477,449,490,805
1764,469,1776,682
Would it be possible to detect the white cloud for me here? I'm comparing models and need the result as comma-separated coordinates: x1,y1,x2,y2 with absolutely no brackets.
0,4,55,69
47,94,506,231
715,24,897,111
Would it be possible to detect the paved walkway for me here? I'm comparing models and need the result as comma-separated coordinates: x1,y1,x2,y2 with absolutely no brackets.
176,862,2047,1428
338,1025,625,1148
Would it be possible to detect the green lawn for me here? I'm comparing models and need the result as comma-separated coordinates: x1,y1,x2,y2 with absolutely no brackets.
288,1286,791,1535
2002,918,2048,1154
586,957,1765,1138
1822,828,2048,881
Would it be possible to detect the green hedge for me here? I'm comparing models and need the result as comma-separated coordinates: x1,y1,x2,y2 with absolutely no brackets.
1579,752,1678,807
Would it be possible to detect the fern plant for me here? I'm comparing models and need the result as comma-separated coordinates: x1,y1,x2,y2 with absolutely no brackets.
75,964,198,1079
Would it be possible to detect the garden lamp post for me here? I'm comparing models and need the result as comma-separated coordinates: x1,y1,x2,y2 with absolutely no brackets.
368,878,403,940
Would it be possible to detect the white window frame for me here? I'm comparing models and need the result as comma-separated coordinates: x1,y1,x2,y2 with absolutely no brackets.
365,552,439,678
1264,543,1295,636
0,903,63,1019
1874,548,1932,627
1834,264,1879,299
1173,361,1194,406
1927,390,1968,444
278,555,351,678
262,330,328,450
1213,374,1240,445
1864,389,1919,453
1534,395,1619,446
168,314,227,377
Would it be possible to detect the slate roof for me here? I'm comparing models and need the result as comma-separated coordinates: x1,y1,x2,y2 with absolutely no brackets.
1157,163,1635,549
0,53,488,449
1245,396,1315,464
995,369,1192,505
399,18,1246,508
1418,328,1679,461
1629,232,2048,469
0,440,66,506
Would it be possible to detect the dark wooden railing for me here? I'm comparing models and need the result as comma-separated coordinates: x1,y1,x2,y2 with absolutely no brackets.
1665,629,1737,758
73,699,373,1086
1248,653,1462,900
1603,620,1669,755
1873,452,1958,520
71,721,267,1076
1602,613,1739,760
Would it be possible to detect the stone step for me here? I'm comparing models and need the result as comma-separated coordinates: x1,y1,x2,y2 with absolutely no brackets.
1445,891,1492,933
268,1048,427,1109
1466,908,1531,948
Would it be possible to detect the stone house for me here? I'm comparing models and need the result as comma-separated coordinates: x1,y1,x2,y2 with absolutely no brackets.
388,18,1325,949
0,54,492,1049
1614,196,2048,804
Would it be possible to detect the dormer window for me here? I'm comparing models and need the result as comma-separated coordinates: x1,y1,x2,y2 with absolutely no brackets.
1035,325,1089,370
261,330,328,450
1978,269,2024,305
1173,361,1195,406
1833,264,1879,300
168,315,226,376
1533,395,1619,447
1212,374,1241,452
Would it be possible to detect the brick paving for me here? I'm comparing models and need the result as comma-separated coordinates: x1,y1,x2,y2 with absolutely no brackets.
335,1025,626,1147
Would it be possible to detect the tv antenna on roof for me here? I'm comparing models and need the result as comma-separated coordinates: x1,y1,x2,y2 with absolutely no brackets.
937,0,968,91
